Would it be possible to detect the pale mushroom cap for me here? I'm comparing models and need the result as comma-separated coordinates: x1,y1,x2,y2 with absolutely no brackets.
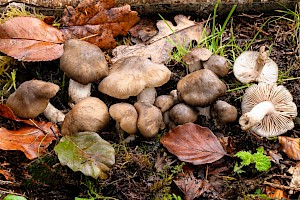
134,102,164,138
137,88,157,104
60,39,109,85
61,97,110,135
6,80,59,118
169,103,197,125
177,69,226,107
211,100,237,128
203,55,229,77
233,51,278,84
154,95,175,113
109,103,138,134
98,56,171,99
241,83,297,137
182,47,213,64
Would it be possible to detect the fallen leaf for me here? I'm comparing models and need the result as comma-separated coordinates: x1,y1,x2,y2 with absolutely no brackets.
60,0,139,49
279,136,300,160
288,162,300,188
0,16,65,61
112,14,205,63
268,150,283,164
160,123,226,165
266,186,288,199
54,132,115,179
129,18,158,42
0,169,12,181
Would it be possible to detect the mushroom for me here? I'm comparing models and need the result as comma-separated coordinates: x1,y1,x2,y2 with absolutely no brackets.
154,95,175,113
6,80,64,122
137,88,157,104
134,102,164,138
98,56,171,99
177,69,226,107
169,103,197,125
182,47,212,73
211,100,237,129
109,103,138,135
239,82,297,137
202,55,229,77
233,46,278,84
60,39,109,105
61,97,110,136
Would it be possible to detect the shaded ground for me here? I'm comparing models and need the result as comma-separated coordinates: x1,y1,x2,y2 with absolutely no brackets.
0,8,300,200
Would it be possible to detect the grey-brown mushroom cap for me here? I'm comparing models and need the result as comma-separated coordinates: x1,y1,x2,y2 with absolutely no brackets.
60,39,109,85
109,103,138,134
61,97,110,136
169,103,197,125
177,69,226,107
211,100,237,128
203,55,229,77
241,83,297,137
6,80,59,118
233,51,278,84
182,47,213,64
154,95,175,113
99,56,171,99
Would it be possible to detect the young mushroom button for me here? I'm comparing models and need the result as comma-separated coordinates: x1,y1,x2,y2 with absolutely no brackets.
239,83,297,137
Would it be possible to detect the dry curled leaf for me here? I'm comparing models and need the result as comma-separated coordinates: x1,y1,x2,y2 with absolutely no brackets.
279,136,300,160
0,16,65,61
60,0,139,49
160,123,226,165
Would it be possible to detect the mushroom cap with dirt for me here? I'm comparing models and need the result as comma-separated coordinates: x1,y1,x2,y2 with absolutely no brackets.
109,103,138,135
211,100,238,129
177,69,226,107
169,103,197,125
60,39,109,104
6,80,60,119
239,82,297,137
61,97,110,136
202,54,229,77
98,56,171,99
233,46,278,84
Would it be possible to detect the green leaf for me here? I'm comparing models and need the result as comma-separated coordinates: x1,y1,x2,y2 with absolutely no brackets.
233,163,245,174
253,148,271,172
3,194,27,200
234,151,253,166
54,132,115,179
75,198,94,200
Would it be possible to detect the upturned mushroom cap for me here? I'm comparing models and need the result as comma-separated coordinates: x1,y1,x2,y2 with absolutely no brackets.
177,69,226,107
137,88,157,104
240,83,297,137
134,102,164,138
98,56,171,99
211,100,237,128
6,80,59,118
169,103,197,125
202,55,229,77
60,39,109,85
109,103,138,135
182,47,213,73
154,95,175,113
61,97,110,136
233,46,278,84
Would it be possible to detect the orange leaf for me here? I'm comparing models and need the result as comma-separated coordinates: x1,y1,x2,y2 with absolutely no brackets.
60,0,139,49
160,123,226,165
0,16,65,61
278,136,300,160
266,186,288,199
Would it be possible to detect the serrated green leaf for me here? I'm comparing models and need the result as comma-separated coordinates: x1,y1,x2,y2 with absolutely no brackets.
233,163,245,174
234,151,253,166
54,132,115,179
3,194,27,200
253,149,271,172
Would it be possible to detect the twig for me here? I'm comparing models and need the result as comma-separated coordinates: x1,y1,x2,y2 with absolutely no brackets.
263,181,300,191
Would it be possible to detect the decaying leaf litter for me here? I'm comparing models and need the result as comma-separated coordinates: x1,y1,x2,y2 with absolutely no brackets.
0,0,299,199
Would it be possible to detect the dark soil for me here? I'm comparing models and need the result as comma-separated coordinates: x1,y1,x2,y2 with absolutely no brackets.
0,8,300,200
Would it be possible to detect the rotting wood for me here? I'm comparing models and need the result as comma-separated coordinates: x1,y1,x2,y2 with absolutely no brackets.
0,0,298,17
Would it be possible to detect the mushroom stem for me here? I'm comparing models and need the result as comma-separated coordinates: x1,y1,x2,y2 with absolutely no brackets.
68,79,91,107
239,101,275,131
253,46,268,80
43,103,65,124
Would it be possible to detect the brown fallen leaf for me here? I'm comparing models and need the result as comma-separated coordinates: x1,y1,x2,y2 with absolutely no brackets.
112,14,205,63
279,136,300,160
160,123,226,165
60,0,139,49
0,16,65,61
266,179,288,199
288,162,300,188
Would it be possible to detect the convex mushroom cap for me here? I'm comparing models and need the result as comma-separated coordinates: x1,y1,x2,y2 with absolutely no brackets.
211,100,237,129
99,56,171,99
6,80,59,118
233,46,278,84
182,47,212,73
61,97,110,136
169,103,197,125
239,82,297,137
177,69,226,107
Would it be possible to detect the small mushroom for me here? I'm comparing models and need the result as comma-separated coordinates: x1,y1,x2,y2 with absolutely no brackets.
137,88,157,104
99,56,171,99
134,102,164,138
182,47,213,73
61,97,110,136
109,103,138,135
202,55,229,77
6,80,63,122
239,83,297,137
211,100,237,129
60,39,109,105
154,95,175,113
169,103,197,125
177,69,226,107
233,46,278,84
